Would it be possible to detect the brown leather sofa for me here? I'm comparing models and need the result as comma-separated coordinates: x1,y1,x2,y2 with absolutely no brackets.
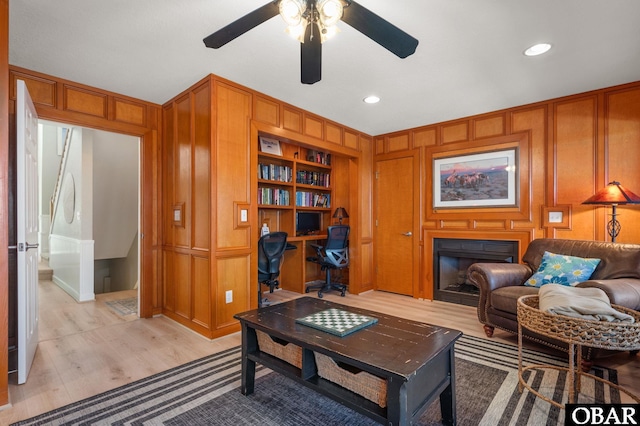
468,238,640,357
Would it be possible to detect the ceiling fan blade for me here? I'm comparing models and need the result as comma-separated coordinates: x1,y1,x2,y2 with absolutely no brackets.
203,2,279,49
341,1,418,58
301,23,322,84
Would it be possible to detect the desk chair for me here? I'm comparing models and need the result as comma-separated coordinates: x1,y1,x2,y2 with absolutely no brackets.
258,232,288,307
305,225,350,298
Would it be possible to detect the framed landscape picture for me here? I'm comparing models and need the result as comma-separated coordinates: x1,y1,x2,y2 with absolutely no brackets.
433,148,518,208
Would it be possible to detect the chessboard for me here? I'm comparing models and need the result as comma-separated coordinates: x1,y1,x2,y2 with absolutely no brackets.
295,308,378,337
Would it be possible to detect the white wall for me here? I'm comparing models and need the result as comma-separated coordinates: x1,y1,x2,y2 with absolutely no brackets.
49,128,95,302
92,130,139,260
94,234,139,293
44,124,139,299
49,235,94,301
109,234,139,291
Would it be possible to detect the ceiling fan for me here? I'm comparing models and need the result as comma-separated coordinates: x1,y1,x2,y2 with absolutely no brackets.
203,0,419,84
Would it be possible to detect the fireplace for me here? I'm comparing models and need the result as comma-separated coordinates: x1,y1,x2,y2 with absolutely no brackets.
433,238,519,306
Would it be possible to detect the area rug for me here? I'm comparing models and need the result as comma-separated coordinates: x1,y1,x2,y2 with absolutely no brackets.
12,334,619,425
105,298,138,316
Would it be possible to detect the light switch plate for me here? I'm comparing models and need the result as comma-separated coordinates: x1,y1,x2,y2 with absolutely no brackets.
548,211,563,223
234,202,250,228
542,205,571,229
173,203,185,227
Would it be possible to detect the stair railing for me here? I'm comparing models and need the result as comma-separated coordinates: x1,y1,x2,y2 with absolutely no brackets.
50,128,73,233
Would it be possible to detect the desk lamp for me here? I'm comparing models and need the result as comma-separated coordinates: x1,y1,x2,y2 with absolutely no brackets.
333,207,349,224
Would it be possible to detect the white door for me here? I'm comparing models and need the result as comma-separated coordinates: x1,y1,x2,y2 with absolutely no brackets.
16,79,40,384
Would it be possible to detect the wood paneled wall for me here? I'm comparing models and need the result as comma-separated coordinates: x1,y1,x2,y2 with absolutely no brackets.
161,74,372,338
374,81,640,299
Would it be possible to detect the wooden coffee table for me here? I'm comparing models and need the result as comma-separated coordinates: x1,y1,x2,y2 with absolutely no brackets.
234,297,462,425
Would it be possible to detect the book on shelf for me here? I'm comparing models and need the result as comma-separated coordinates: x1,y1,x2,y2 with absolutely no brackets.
305,150,331,165
259,188,290,206
295,191,330,208
258,163,292,182
296,170,330,187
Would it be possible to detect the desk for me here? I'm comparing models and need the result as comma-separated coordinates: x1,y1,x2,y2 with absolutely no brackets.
516,295,640,407
279,234,328,293
235,297,462,425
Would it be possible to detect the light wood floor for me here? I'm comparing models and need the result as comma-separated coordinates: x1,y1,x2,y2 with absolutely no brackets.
1,281,638,424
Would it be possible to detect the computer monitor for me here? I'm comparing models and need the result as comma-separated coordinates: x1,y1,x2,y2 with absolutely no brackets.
296,211,321,235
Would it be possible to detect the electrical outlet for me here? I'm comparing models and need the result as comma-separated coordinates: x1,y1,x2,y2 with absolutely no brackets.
225,290,233,304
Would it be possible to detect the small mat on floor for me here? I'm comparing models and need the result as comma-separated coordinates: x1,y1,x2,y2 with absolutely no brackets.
105,297,138,316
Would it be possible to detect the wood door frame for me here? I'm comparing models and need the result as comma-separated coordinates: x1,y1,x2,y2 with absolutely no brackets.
373,149,421,298
1,0,10,406
27,118,152,309
2,70,161,406
6,67,161,322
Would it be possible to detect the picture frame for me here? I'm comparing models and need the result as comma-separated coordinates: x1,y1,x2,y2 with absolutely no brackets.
259,136,282,156
433,148,518,208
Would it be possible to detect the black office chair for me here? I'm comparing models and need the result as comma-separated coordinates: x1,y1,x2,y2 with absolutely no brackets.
258,232,288,307
305,225,350,298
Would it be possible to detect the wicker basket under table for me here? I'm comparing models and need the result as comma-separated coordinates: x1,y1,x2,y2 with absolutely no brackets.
516,295,640,408
255,329,303,368
314,352,388,408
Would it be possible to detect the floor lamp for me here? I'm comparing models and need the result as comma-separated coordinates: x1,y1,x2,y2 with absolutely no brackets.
582,181,640,242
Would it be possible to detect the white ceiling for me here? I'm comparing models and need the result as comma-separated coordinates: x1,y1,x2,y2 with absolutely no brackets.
9,0,640,136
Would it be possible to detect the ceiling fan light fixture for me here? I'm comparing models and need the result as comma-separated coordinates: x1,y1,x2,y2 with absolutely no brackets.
285,19,308,42
204,0,419,84
279,0,307,27
318,22,341,42
317,0,344,27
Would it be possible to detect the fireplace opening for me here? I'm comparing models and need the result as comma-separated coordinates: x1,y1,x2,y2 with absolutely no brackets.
433,238,519,307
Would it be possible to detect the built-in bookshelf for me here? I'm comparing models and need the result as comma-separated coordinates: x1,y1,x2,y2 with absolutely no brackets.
256,135,350,294
257,139,333,237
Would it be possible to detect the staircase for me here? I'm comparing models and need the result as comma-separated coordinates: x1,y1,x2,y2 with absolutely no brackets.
38,260,53,281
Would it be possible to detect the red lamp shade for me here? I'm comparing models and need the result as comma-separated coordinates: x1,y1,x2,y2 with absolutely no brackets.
582,181,640,205
582,181,640,242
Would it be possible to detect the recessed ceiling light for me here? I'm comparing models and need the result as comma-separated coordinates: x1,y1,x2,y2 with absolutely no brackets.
524,43,552,56
363,95,380,104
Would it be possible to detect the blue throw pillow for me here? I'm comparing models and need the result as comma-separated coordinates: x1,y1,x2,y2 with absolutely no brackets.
523,251,601,287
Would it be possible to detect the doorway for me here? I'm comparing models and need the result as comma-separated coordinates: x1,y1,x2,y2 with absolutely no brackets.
38,120,140,299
